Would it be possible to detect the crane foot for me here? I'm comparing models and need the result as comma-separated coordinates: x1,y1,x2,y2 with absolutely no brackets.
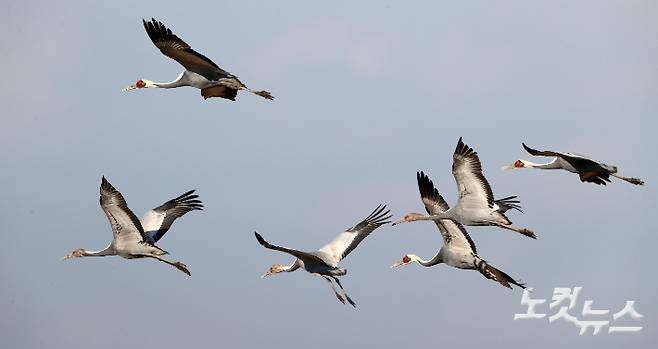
334,291,346,304
520,229,537,239
345,294,356,308
175,262,191,276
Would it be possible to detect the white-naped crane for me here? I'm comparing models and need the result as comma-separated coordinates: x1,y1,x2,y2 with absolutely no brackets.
255,205,392,307
503,143,645,186
392,137,536,239
391,172,526,289
63,177,203,276
123,18,273,101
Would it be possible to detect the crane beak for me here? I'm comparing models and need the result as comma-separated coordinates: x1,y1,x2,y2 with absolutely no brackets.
261,271,272,278
391,262,403,268
501,165,515,171
122,84,137,92
62,254,72,261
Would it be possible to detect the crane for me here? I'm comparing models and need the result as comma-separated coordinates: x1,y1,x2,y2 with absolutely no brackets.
123,18,273,101
63,177,203,276
503,143,644,186
255,205,391,307
393,138,536,239
391,172,525,289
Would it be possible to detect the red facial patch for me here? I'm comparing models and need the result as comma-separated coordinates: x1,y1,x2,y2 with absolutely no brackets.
402,255,411,263
136,79,145,88
514,160,524,168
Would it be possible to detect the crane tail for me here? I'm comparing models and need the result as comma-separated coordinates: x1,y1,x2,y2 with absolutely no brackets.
495,195,524,214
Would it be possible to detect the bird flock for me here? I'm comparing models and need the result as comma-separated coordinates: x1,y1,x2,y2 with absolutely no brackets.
63,18,645,308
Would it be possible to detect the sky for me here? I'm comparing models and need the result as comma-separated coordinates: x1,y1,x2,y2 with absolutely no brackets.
1,0,656,348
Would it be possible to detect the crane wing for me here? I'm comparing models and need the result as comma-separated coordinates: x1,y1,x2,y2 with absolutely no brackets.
452,137,495,210
254,232,328,265
522,143,604,169
141,190,203,244
318,205,392,267
417,171,477,253
99,177,145,244
521,142,569,158
143,18,228,82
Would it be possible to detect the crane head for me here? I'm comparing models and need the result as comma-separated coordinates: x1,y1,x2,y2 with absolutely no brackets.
501,159,525,171
261,264,286,278
62,249,85,260
391,254,415,268
122,79,155,91
391,213,425,226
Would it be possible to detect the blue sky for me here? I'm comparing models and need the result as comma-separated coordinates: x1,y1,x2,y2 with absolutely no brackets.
1,1,656,348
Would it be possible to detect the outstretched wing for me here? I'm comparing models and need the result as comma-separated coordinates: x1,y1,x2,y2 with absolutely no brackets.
318,205,392,267
452,137,495,209
143,18,228,81
254,232,327,265
417,171,477,253
521,143,569,158
99,177,145,244
141,190,204,243
522,143,608,172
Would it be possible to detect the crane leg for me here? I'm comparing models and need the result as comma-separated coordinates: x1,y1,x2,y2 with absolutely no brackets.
316,274,345,304
495,223,537,239
331,276,356,308
144,254,191,276
611,173,645,185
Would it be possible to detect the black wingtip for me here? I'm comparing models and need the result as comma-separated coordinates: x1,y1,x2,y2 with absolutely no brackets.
522,143,538,155
454,136,476,157
416,170,435,198
254,232,266,245
101,176,111,188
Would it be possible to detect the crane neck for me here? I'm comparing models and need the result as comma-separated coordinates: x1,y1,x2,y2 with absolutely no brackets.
412,252,442,267
283,259,301,272
521,159,561,169
83,244,115,257
152,80,185,89
425,210,453,221
151,71,188,89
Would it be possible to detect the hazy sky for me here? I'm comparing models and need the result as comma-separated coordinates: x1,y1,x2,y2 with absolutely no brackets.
1,1,656,348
